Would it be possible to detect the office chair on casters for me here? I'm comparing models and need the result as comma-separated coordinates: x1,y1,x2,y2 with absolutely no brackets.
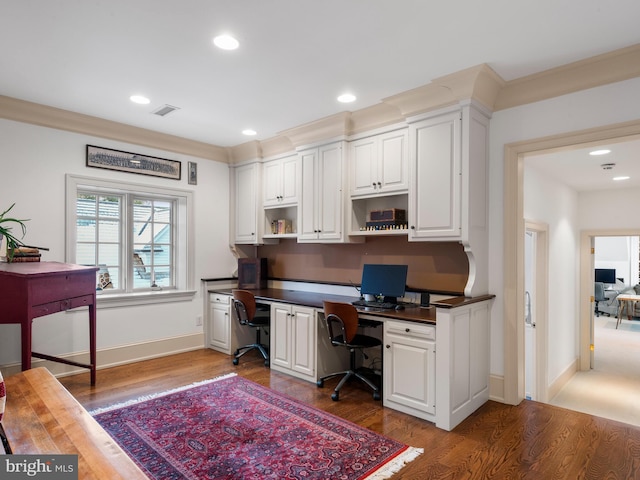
231,289,270,367
317,301,382,401
594,282,610,317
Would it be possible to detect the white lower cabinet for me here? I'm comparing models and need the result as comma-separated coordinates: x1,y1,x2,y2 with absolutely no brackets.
270,302,317,381
383,319,436,420
206,293,255,356
207,293,232,353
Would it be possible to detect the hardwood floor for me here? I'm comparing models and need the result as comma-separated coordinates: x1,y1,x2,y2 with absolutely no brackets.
59,349,640,479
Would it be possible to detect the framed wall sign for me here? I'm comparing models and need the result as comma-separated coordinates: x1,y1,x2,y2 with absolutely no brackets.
188,161,198,185
86,145,181,180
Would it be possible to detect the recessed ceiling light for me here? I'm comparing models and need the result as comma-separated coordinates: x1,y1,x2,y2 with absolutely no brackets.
213,34,239,50
337,93,356,103
589,149,611,156
130,95,150,105
613,176,630,181
242,129,257,136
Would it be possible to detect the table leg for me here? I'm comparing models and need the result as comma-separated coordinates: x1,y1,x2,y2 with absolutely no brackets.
89,302,97,386
616,301,624,329
21,319,32,371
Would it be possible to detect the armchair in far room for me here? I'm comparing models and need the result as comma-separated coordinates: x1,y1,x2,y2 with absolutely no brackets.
594,282,610,317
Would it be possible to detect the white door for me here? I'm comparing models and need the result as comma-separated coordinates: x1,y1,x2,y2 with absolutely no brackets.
524,230,536,400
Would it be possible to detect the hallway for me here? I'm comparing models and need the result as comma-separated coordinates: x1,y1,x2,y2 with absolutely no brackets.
549,315,640,426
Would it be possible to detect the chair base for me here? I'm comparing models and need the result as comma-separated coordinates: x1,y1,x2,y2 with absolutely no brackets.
317,368,381,401
233,343,269,367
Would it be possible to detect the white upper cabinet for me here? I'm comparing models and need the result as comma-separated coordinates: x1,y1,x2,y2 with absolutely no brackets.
298,142,345,243
263,154,300,207
350,128,409,198
233,162,262,244
408,110,462,240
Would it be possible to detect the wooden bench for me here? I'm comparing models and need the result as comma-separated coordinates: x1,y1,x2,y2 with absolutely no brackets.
2,368,147,479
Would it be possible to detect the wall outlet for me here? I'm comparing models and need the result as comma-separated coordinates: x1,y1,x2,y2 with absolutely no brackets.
196,315,203,326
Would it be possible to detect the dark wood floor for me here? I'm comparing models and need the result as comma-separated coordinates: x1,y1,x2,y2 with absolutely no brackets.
60,349,640,479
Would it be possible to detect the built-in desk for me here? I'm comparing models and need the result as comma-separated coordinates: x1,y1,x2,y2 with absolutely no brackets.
204,284,494,431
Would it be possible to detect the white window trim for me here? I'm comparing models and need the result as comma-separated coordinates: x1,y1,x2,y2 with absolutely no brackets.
66,174,196,307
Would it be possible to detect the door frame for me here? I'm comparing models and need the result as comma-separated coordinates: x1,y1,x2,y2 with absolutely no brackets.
503,118,640,405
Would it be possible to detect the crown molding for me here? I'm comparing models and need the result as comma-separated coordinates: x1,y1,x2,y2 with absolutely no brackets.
279,111,352,148
494,43,640,111
228,140,263,165
0,95,229,163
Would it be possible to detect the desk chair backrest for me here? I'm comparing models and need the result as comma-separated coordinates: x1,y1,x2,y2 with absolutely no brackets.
233,289,257,324
594,282,606,302
323,301,359,344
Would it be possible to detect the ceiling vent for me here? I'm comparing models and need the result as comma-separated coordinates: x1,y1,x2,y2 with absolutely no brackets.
600,163,616,170
152,104,180,117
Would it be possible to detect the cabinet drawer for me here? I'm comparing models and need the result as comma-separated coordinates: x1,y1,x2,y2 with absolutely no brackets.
209,293,230,305
29,273,95,305
385,319,435,340
32,294,95,318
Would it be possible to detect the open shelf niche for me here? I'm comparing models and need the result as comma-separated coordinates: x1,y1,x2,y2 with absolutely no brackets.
263,205,298,239
349,193,409,236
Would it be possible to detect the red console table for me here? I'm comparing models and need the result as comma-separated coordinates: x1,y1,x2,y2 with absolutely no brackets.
0,262,99,385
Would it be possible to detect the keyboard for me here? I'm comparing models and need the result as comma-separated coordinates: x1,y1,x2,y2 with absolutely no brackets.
352,299,397,309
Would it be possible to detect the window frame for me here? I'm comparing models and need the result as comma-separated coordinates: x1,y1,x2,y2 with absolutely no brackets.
66,174,196,307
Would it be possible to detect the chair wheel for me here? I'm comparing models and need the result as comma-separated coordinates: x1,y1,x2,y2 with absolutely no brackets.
233,349,239,356
373,391,381,401
316,380,324,388
331,392,339,401
232,358,239,365
264,359,270,367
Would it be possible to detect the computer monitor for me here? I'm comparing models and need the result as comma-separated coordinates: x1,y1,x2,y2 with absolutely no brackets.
360,264,408,303
595,268,616,284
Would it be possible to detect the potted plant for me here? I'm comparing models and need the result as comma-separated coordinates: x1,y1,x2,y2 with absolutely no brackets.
0,203,29,261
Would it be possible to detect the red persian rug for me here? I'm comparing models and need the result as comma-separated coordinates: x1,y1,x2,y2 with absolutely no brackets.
92,374,421,480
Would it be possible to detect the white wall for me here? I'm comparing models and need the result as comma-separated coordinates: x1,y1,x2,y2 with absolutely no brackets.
524,165,579,384
0,118,235,367
593,236,639,286
489,76,640,380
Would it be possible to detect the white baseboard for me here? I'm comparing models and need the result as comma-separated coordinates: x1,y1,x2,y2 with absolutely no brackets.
547,358,579,401
0,333,205,378
489,374,505,403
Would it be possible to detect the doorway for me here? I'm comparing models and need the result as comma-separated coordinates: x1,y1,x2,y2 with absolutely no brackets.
503,118,640,405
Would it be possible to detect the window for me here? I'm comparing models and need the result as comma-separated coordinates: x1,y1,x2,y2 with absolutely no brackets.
66,175,195,304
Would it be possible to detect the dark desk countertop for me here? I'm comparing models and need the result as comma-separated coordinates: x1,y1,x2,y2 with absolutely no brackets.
208,287,453,324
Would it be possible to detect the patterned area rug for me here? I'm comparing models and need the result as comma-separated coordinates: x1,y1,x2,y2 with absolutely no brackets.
92,374,421,479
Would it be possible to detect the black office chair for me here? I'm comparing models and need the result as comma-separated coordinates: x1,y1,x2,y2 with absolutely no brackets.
231,289,270,367
594,282,610,317
317,301,381,401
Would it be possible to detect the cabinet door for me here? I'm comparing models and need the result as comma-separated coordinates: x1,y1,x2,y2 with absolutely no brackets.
350,137,378,197
298,149,319,240
317,143,343,241
291,306,316,377
384,330,436,415
263,160,283,207
408,112,461,239
280,155,299,205
234,163,260,243
263,155,299,207
208,296,230,352
270,303,292,369
379,129,408,193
